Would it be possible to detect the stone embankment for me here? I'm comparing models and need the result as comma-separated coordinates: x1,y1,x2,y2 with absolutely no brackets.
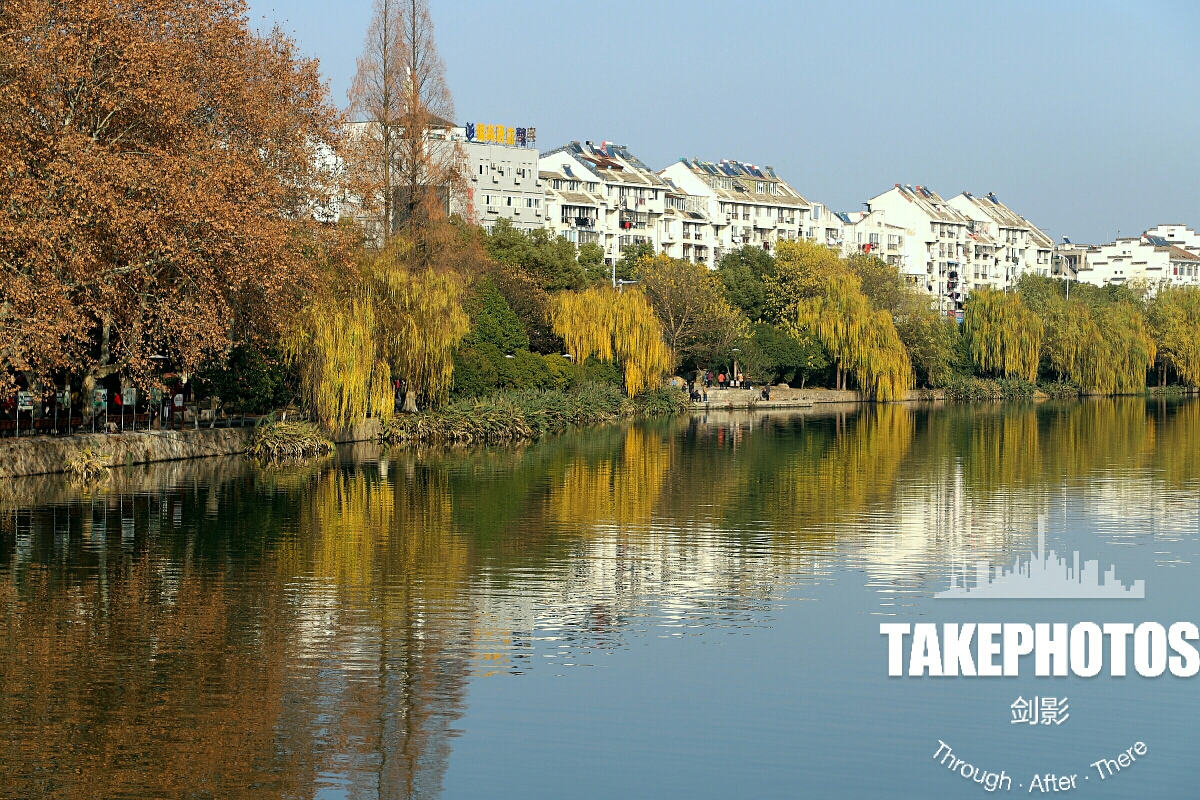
0,419,382,479
691,386,943,409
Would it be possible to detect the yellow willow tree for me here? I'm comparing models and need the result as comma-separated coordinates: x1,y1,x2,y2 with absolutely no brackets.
286,241,468,428
1038,295,1154,392
790,272,912,400
1095,302,1155,393
551,286,672,396
1147,286,1200,386
963,289,1043,381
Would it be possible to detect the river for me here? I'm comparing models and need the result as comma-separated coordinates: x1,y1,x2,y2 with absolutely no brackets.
1,398,1198,798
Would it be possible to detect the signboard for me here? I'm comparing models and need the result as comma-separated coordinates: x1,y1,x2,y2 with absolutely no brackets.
56,391,70,409
93,388,107,410
466,122,536,147
124,388,138,407
16,391,33,411
151,387,163,405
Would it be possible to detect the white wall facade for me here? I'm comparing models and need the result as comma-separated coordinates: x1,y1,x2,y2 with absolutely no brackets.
1079,239,1200,294
456,135,545,231
540,141,669,265
659,159,811,261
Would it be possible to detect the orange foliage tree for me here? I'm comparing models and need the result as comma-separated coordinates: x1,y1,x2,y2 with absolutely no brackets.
0,0,343,394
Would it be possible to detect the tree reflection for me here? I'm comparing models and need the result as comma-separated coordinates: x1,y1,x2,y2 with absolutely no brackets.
0,398,1199,796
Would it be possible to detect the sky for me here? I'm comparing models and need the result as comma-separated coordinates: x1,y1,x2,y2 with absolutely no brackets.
246,0,1200,245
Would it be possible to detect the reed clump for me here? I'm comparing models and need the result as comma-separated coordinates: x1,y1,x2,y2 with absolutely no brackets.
383,383,690,445
65,447,108,481
247,420,334,460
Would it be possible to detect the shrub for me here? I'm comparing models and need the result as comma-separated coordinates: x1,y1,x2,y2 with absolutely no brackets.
381,381,679,446
65,447,107,481
247,420,334,460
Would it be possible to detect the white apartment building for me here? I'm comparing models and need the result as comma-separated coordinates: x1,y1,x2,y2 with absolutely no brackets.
1143,225,1200,257
842,209,907,267
659,180,717,265
659,159,811,259
807,203,846,249
539,165,605,248
947,192,1054,285
1078,238,1200,293
539,141,669,265
449,125,545,231
860,185,971,310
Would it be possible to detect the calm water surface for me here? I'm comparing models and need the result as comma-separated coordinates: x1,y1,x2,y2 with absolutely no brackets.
2,399,1199,798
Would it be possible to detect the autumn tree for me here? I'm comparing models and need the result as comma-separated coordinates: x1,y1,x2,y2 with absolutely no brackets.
346,0,464,251
286,241,470,427
635,255,747,370
963,289,1043,381
763,239,845,322
790,272,913,399
0,0,342,396
551,287,671,395
1147,286,1200,386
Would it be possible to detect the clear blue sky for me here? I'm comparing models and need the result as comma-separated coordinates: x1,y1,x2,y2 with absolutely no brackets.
247,0,1200,244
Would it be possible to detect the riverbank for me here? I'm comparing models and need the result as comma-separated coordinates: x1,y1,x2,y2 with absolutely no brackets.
5,384,1199,478
689,385,943,409
0,419,382,479
382,383,690,445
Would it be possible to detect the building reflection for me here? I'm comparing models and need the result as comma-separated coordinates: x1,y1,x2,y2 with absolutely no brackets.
0,398,1198,795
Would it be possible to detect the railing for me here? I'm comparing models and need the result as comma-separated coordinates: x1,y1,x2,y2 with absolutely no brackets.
1,405,264,438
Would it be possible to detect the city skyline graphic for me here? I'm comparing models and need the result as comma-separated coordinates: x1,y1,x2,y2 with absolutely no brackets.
936,517,1145,599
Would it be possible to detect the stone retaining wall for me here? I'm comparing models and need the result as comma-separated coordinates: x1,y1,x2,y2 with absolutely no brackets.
691,386,943,409
0,417,385,479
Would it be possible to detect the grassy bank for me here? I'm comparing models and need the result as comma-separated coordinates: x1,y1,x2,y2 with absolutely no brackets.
382,383,690,445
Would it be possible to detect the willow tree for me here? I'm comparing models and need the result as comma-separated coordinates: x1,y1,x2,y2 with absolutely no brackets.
551,287,672,396
287,241,468,428
1096,302,1155,393
963,289,1043,381
1147,286,1200,386
790,272,912,400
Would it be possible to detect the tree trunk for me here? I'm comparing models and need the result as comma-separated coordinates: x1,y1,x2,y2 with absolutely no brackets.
402,389,418,413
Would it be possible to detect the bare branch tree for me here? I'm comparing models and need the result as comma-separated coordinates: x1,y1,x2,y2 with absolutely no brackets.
347,0,464,249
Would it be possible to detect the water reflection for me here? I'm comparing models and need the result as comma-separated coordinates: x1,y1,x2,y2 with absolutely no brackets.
0,398,1198,796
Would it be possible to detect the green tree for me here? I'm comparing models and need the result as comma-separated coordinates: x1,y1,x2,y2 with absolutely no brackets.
717,246,776,321
483,218,585,290
485,260,561,354
194,343,296,413
462,277,528,353
578,241,607,286
847,253,909,315
613,241,655,283
896,307,959,388
744,322,829,387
